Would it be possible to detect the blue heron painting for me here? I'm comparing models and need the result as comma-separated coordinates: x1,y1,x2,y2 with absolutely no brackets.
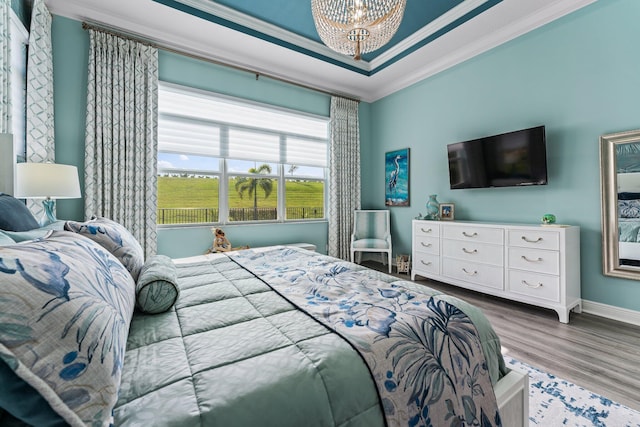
385,148,409,206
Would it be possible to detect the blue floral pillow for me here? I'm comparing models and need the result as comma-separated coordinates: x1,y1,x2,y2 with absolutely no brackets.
0,231,135,426
619,199,640,218
65,217,145,281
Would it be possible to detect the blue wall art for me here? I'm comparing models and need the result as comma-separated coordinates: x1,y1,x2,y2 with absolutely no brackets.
385,148,410,206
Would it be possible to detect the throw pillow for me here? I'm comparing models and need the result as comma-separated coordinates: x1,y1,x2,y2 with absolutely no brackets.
1,221,65,242
0,193,39,232
0,231,135,426
64,217,145,281
136,255,180,314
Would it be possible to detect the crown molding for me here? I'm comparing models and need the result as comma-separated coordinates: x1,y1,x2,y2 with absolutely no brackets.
365,0,598,102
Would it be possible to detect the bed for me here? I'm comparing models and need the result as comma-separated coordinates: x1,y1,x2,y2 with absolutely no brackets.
0,214,528,427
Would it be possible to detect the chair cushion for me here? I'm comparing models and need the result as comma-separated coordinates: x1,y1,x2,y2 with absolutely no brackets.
0,193,40,232
352,238,390,250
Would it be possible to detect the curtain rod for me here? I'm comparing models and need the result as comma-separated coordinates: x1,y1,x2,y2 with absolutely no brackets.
81,21,360,103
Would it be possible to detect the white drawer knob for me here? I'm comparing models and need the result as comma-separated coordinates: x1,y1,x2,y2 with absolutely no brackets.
462,248,477,254
522,236,543,243
521,255,543,262
420,260,432,266
421,242,432,248
462,268,478,276
462,231,478,238
522,280,543,288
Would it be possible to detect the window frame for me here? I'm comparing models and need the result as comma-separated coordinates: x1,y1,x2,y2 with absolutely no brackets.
157,83,329,227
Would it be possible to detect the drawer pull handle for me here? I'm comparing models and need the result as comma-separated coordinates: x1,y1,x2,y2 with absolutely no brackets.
421,242,432,248
462,231,478,238
521,236,543,243
420,260,432,266
462,248,477,254
421,228,432,233
462,268,478,276
521,255,543,262
522,280,543,288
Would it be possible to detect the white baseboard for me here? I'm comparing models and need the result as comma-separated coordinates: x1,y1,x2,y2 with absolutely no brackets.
581,300,640,327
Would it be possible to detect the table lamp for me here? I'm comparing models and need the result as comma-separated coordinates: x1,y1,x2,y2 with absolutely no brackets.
15,162,81,226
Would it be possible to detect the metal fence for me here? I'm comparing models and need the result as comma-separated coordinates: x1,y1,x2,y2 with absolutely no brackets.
158,206,324,224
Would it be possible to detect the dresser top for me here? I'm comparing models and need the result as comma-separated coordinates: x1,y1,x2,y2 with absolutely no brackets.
412,219,578,230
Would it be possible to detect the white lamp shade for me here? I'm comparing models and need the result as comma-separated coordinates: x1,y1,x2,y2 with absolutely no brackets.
15,163,81,199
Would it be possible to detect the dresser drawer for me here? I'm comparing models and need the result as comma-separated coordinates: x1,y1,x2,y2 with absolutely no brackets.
508,229,560,251
414,222,440,238
508,270,560,302
442,225,504,245
442,239,503,266
415,235,440,255
413,253,440,276
508,247,560,275
442,258,504,290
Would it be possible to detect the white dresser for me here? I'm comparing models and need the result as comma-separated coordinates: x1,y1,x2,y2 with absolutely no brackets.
411,220,581,323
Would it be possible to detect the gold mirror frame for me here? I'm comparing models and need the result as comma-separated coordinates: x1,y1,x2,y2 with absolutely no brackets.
600,129,640,279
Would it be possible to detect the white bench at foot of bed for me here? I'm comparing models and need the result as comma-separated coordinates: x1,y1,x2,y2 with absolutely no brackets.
494,366,529,426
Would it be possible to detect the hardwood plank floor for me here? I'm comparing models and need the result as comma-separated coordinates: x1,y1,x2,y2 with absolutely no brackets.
363,260,640,412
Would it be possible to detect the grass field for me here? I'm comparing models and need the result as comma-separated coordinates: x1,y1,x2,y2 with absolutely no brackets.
158,176,324,209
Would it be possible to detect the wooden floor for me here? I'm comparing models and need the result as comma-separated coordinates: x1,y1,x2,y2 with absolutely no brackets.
363,261,640,412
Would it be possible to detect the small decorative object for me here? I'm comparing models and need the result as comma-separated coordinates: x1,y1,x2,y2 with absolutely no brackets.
415,212,423,220
439,203,455,221
385,148,410,206
205,228,249,254
396,254,410,274
542,213,556,225
425,194,439,219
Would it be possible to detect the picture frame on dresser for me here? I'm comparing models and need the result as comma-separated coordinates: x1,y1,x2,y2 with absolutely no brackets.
439,203,455,220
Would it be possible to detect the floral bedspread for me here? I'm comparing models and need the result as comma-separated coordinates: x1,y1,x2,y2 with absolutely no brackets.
230,247,502,427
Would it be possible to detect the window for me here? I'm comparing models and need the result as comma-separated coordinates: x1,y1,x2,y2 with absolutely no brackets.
157,83,329,225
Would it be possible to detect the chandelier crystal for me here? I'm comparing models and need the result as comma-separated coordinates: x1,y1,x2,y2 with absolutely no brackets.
311,0,406,60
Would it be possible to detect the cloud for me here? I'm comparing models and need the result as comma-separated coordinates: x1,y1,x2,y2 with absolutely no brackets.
158,160,174,169
179,155,189,161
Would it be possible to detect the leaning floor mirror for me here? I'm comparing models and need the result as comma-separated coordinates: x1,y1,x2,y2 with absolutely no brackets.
600,129,640,279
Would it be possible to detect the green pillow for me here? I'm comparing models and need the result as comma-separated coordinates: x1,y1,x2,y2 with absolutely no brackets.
1,221,65,242
136,255,180,314
0,231,16,246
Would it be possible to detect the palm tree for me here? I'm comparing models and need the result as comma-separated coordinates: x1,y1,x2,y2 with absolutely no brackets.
234,164,273,220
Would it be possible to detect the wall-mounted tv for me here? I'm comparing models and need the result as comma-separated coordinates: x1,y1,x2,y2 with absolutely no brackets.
447,125,548,189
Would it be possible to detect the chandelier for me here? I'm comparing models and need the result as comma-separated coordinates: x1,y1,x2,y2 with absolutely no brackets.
311,0,406,61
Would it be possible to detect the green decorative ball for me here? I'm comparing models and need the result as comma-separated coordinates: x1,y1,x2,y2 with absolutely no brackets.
542,214,556,224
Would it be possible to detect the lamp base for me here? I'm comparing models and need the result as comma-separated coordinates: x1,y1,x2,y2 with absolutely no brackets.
40,198,57,227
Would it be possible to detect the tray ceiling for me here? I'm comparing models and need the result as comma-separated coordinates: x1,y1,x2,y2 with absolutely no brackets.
47,0,595,102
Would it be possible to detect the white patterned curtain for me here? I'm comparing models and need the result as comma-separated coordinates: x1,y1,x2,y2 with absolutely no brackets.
0,0,11,133
328,96,361,260
85,29,158,258
25,0,54,217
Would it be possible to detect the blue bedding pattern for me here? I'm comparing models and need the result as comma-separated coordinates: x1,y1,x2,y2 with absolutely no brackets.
230,247,502,427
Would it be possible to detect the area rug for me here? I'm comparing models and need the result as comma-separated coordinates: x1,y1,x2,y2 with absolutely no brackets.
504,357,640,426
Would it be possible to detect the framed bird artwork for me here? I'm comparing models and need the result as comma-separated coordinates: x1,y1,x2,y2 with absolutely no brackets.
385,148,410,206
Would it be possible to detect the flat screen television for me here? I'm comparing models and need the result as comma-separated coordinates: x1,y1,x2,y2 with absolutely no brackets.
447,125,547,189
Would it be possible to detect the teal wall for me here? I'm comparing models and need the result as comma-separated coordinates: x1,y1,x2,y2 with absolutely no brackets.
50,17,333,257
364,0,640,311
10,0,29,28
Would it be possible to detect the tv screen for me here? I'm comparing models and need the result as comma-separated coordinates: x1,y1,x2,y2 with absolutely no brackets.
447,126,547,189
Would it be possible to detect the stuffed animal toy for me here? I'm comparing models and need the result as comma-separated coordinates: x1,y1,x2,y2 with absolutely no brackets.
205,228,249,254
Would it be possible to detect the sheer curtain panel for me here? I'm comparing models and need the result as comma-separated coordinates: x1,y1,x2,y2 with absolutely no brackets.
328,96,361,260
85,29,159,257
